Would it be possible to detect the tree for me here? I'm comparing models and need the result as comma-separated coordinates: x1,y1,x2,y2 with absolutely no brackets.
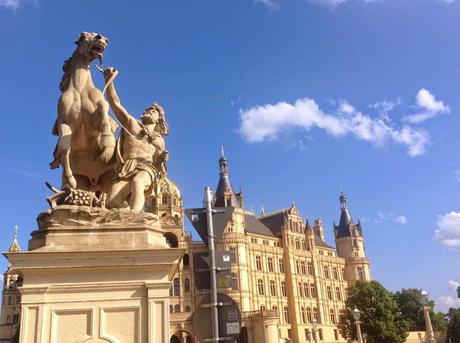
338,281,409,343
393,288,446,333
446,307,460,343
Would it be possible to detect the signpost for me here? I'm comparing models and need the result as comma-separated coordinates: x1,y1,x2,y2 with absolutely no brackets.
186,188,241,342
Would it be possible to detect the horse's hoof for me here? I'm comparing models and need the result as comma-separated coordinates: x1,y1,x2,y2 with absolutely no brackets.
49,159,60,169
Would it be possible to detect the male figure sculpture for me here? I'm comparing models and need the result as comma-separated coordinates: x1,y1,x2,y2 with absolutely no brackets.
103,67,169,212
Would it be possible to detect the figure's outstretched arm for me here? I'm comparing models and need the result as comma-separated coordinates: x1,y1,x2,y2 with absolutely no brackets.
103,67,136,130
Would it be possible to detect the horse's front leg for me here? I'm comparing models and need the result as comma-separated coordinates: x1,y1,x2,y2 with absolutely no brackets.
96,100,116,163
58,123,77,189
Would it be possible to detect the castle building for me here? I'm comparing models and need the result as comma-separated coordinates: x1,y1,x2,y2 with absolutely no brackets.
0,152,371,343
160,151,372,343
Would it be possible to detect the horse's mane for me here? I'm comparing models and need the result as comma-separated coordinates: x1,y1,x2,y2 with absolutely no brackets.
59,54,75,92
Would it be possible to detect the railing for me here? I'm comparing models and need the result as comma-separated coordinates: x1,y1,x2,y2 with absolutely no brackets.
242,309,278,319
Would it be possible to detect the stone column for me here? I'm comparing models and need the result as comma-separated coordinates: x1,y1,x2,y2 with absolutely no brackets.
423,306,435,343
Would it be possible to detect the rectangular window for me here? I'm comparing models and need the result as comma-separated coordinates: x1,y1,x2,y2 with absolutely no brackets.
251,238,257,244
304,282,309,298
327,286,333,300
257,279,264,295
342,268,345,279
357,267,365,280
298,282,303,297
255,256,262,270
296,260,300,274
305,329,311,340
319,328,324,340
301,306,306,323
301,261,306,275
310,283,317,298
263,239,269,246
307,262,313,275
324,265,330,279
270,280,276,296
306,307,312,323
232,273,239,290
281,281,287,296
295,240,300,249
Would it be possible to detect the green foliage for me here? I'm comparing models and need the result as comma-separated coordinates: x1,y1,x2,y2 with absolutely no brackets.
393,288,446,332
446,308,460,343
338,281,409,343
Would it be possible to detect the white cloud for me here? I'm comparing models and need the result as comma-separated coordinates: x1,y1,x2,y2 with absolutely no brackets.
239,96,430,157
0,0,20,10
374,211,407,225
435,211,460,247
370,100,396,122
403,88,449,124
396,215,408,225
452,170,460,184
438,296,460,309
254,0,280,9
448,280,460,290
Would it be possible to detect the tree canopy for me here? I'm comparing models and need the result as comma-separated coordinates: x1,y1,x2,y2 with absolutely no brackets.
446,307,460,343
338,281,409,343
393,288,446,333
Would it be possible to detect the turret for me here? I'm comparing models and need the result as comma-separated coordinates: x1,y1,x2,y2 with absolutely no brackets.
334,193,371,285
214,147,243,208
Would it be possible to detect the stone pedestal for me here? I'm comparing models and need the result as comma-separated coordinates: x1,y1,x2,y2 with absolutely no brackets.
5,206,184,343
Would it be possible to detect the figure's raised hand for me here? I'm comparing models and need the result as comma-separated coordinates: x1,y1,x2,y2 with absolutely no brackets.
103,67,118,83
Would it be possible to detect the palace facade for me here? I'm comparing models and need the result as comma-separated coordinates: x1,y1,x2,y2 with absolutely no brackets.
0,152,371,343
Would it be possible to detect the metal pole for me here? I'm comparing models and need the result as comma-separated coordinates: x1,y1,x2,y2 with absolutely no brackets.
205,186,219,342
355,320,363,343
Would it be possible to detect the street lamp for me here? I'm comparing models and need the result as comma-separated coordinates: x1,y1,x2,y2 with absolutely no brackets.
421,290,435,343
352,308,364,343
312,318,319,343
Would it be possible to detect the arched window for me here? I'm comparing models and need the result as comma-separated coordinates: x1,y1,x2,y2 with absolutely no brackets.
162,196,167,205
269,280,276,296
306,307,312,323
283,306,290,323
327,286,333,300
185,306,191,312
301,306,306,323
184,278,190,293
173,278,180,296
164,233,179,248
336,287,342,301
169,305,173,313
174,304,180,313
170,335,181,343
330,308,337,324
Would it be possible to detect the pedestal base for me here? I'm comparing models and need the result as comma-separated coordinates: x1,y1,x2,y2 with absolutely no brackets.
5,248,184,343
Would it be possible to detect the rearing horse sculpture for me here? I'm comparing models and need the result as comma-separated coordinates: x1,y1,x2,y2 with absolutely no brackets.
50,32,117,191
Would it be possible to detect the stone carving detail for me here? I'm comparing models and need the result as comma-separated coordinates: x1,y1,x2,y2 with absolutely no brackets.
50,32,117,192
47,32,171,218
160,215,180,226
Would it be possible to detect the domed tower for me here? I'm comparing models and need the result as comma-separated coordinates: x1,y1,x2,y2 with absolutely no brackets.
214,147,243,208
334,193,371,285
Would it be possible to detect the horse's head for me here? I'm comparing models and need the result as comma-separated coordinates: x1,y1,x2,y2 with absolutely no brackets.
75,32,108,63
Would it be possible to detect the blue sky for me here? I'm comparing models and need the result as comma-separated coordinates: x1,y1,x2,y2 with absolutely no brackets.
1,0,459,311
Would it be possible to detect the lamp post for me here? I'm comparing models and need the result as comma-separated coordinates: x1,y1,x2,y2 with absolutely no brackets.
421,290,435,343
352,308,364,343
362,333,367,343
312,318,319,343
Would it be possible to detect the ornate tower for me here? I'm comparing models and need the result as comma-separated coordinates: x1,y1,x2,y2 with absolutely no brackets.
334,193,371,285
214,147,243,208
0,226,22,342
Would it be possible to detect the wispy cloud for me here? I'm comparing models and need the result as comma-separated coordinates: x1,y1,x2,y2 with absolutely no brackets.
448,280,460,290
374,211,407,225
452,170,460,184
0,0,20,10
403,88,449,124
435,211,460,248
438,296,460,310
238,89,444,157
254,0,280,9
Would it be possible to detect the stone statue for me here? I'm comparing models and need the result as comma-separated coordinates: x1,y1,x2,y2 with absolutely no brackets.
50,32,117,191
102,67,169,212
